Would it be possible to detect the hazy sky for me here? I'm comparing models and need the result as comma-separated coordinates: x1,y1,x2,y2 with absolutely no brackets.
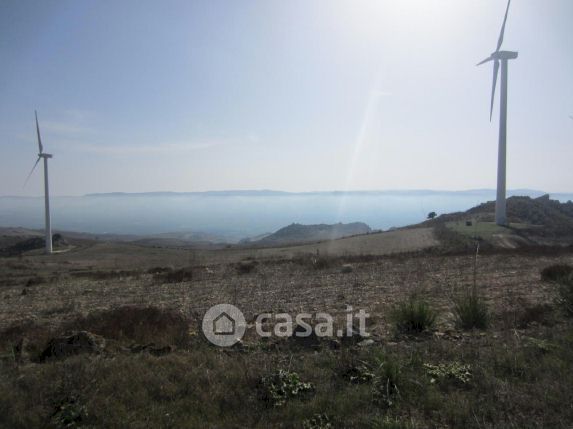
1,0,572,196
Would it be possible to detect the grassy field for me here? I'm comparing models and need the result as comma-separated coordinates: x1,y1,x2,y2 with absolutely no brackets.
446,220,532,237
1,236,573,428
444,221,536,249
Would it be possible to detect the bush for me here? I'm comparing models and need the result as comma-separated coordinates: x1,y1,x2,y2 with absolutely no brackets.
424,362,472,385
371,355,402,408
540,264,573,316
302,414,333,429
63,306,191,347
25,276,46,287
258,370,314,406
147,266,172,274
311,256,334,270
391,296,436,334
236,260,257,274
51,397,88,428
454,294,489,330
518,303,554,327
556,279,573,316
541,264,573,283
154,268,193,283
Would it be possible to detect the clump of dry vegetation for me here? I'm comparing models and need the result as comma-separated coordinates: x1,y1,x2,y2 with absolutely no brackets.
63,306,192,347
454,294,490,330
541,264,573,283
236,259,257,274
153,267,194,283
541,264,573,316
70,270,141,280
391,295,437,334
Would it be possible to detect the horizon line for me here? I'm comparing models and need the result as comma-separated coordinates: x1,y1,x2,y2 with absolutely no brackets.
4,188,573,199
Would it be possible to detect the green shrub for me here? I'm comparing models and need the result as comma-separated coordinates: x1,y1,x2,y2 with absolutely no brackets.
391,296,436,334
302,413,333,429
454,294,489,330
424,362,472,385
342,365,375,384
51,397,88,428
371,355,402,408
258,370,314,406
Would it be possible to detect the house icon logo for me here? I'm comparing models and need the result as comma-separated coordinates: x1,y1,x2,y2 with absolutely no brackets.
202,304,246,347
213,312,235,335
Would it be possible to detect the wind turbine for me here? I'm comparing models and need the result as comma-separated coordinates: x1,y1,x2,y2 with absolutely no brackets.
477,0,517,226
24,111,53,254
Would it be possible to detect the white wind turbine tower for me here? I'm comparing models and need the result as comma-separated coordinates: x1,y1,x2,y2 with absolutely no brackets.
477,0,517,226
24,111,54,254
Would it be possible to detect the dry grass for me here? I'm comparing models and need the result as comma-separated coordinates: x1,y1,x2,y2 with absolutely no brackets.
61,306,192,347
1,320,572,428
1,241,573,427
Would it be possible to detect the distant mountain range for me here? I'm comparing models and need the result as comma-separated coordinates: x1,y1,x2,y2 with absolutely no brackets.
82,189,552,198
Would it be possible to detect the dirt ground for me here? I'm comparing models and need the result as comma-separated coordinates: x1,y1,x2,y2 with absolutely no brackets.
0,237,569,337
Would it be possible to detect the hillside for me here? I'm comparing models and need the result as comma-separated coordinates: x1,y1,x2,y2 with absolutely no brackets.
467,195,573,235
422,195,573,249
1,222,573,427
252,222,372,245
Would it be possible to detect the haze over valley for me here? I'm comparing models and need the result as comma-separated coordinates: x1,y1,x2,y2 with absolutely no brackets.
3,189,571,242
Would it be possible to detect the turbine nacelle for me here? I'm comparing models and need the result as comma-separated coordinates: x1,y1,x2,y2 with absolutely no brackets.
493,50,518,60
477,50,518,66
39,153,53,158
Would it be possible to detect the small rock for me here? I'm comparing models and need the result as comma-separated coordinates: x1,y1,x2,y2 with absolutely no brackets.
358,339,375,347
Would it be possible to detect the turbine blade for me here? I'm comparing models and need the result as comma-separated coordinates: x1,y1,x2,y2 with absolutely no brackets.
496,0,511,52
477,56,493,66
23,156,41,188
35,110,43,154
490,59,500,121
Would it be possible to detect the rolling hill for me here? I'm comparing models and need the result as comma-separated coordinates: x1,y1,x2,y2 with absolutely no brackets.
249,222,372,245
